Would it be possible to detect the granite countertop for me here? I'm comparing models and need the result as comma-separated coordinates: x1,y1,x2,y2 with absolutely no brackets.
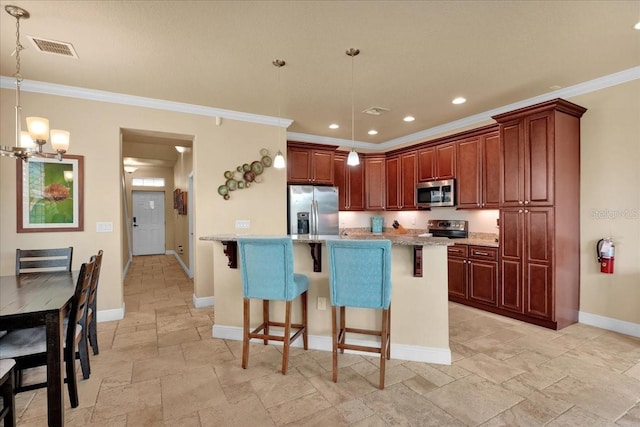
447,237,499,248
200,233,453,246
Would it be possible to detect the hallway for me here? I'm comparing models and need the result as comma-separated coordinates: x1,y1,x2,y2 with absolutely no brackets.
11,255,640,426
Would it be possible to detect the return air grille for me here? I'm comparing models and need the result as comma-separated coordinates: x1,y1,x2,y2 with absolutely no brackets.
27,36,78,58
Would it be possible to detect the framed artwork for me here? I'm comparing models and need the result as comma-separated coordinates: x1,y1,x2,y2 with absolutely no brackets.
17,155,84,232
173,188,182,209
179,191,187,215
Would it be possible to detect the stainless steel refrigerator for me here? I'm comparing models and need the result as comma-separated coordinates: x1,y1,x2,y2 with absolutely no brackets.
288,185,339,236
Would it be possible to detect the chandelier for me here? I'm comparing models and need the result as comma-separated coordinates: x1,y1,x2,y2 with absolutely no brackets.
0,5,70,161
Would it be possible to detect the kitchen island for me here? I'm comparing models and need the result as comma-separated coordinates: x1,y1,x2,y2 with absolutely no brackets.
200,233,454,365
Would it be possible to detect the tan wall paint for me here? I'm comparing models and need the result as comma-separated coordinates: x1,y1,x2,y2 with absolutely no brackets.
572,79,640,324
1,80,638,326
0,89,284,313
173,150,193,268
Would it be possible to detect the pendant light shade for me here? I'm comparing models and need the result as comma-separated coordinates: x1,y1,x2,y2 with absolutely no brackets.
273,150,286,169
347,149,360,166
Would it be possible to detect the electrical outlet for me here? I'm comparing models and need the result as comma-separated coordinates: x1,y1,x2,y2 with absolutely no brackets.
235,220,250,229
317,297,327,311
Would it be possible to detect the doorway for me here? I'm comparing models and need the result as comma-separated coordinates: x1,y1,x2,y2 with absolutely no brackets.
132,191,166,255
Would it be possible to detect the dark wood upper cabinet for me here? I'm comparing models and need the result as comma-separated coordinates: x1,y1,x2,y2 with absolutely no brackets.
364,155,386,210
385,156,400,210
386,151,417,210
334,152,364,211
287,144,334,185
456,130,500,209
418,143,456,182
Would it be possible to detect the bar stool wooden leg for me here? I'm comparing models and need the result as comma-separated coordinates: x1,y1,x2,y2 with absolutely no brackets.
242,298,250,369
339,306,346,354
301,291,308,350
331,305,338,383
262,300,270,345
282,301,292,374
379,308,389,389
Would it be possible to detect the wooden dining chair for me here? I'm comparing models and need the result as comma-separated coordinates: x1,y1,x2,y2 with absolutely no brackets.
84,250,103,356
0,260,94,408
0,359,16,427
15,247,73,275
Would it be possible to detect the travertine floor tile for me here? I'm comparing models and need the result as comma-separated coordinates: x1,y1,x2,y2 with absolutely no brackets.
546,406,617,427
251,370,316,408
456,353,526,384
160,366,226,420
363,382,465,426
14,255,640,427
267,391,333,426
425,374,523,426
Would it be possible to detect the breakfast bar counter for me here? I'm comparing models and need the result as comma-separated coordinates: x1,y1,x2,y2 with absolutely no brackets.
200,234,453,365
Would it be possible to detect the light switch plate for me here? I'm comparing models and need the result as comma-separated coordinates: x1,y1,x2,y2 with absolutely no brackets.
235,220,250,229
96,222,113,232
317,297,327,311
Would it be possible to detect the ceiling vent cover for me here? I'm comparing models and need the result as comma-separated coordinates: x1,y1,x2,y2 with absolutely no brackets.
27,35,78,58
362,106,390,116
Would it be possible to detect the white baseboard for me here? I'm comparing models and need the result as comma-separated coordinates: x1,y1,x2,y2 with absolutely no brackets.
579,311,640,338
212,324,451,365
97,303,125,323
193,294,215,308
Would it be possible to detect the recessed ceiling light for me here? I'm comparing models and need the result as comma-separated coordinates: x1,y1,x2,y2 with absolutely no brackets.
452,97,466,105
635,21,640,30
329,123,339,129
368,130,378,135
403,116,415,122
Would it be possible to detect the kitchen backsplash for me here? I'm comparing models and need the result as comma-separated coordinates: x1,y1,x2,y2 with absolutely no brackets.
339,208,500,234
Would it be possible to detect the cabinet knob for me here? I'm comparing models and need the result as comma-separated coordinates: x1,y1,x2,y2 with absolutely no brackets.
518,200,524,205
524,209,529,213
518,209,523,213
524,200,529,205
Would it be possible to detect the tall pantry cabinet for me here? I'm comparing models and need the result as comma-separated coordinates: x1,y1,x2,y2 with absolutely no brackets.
493,99,586,330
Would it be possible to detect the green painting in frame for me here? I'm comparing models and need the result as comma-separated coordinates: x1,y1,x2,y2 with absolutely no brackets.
17,155,84,232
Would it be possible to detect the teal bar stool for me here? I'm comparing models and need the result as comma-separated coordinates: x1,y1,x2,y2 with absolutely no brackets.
326,239,392,389
237,237,309,374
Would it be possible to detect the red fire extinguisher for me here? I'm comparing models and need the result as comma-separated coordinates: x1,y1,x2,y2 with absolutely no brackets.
596,238,615,274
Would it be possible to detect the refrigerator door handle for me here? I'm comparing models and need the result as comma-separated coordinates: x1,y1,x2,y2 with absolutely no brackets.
312,200,318,235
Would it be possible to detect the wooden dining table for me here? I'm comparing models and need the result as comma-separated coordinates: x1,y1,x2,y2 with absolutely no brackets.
0,271,78,427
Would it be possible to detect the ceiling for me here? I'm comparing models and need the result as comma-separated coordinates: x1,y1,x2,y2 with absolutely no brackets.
1,1,639,150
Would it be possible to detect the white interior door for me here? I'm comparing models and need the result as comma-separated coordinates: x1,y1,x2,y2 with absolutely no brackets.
132,191,166,255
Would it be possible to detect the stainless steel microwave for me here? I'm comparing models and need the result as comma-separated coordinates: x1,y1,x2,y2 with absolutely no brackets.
416,179,456,208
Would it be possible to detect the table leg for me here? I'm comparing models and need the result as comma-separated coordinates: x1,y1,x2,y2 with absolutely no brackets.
45,310,65,427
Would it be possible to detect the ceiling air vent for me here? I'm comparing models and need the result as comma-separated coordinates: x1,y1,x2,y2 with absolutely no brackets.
361,106,390,116
27,35,78,59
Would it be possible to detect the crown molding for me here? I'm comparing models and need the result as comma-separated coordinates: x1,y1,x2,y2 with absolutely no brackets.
0,76,293,129
2,66,637,147
378,66,640,150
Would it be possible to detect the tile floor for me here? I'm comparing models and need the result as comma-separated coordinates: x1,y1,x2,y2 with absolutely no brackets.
11,255,640,426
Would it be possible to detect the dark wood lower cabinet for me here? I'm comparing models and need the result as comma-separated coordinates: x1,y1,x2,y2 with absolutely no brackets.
447,244,498,308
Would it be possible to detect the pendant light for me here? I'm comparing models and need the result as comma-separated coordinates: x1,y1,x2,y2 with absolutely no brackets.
272,59,286,169
346,48,360,166
0,5,71,161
